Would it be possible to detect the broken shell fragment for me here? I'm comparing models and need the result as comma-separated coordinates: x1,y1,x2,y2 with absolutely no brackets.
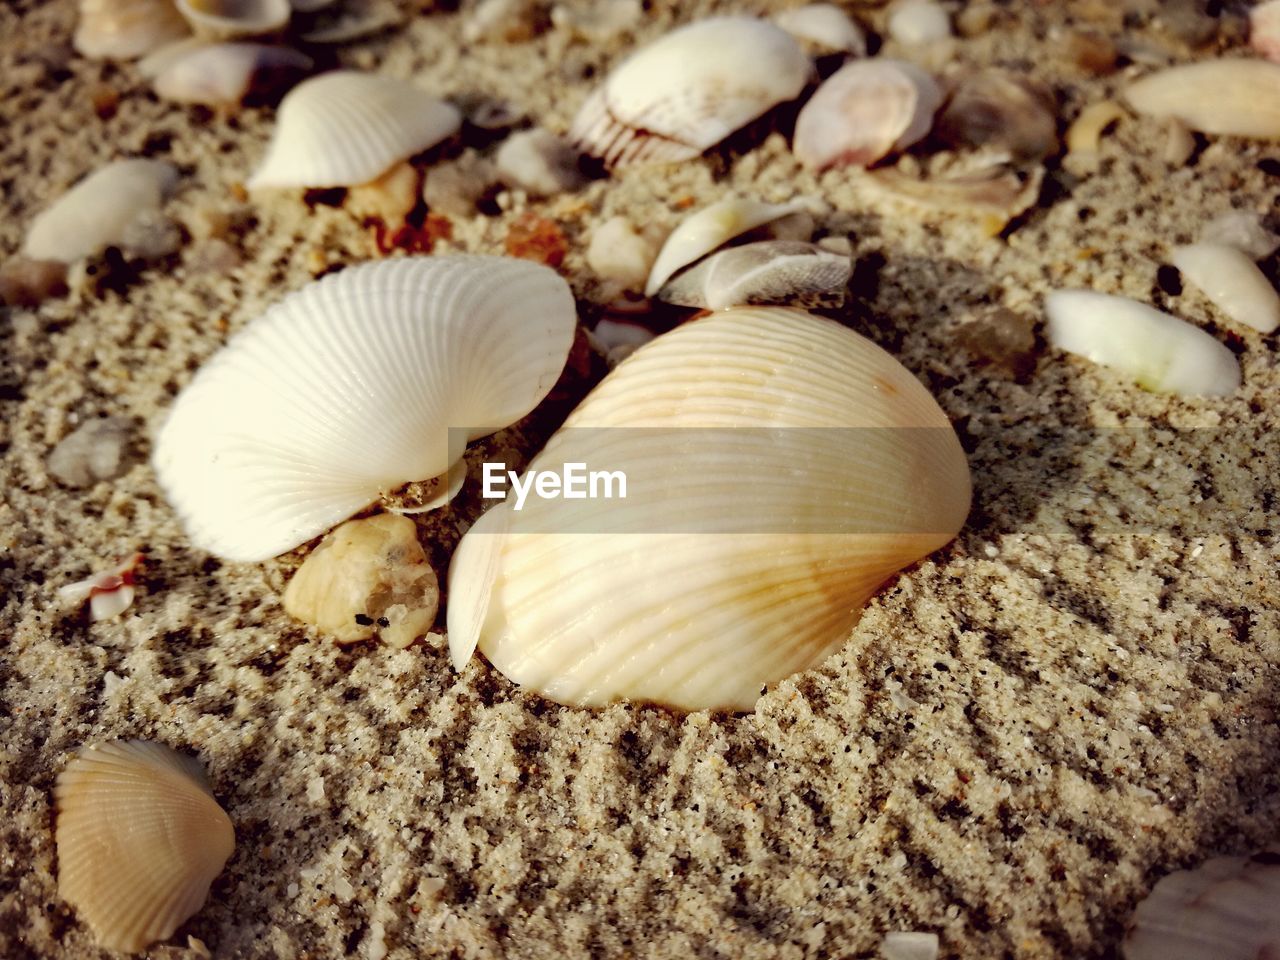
152,255,577,562
1199,212,1280,261
247,71,461,190
569,16,810,168
176,0,291,38
55,740,234,952
772,4,866,56
58,553,144,621
1170,243,1280,334
867,164,1043,237
73,0,191,60
298,0,403,43
1124,59,1280,139
151,42,312,107
1251,0,1280,63
48,417,134,488
793,59,943,170
494,128,585,197
1045,290,1240,396
1065,100,1125,157
658,240,851,310
935,70,1058,160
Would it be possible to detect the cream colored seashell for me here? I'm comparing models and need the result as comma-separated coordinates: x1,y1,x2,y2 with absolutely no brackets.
867,163,1044,237
176,0,291,39
1170,242,1280,334
1199,212,1280,261
1065,100,1125,157
1122,846,1280,960
569,16,810,169
246,71,461,190
55,741,234,952
1124,59,1280,139
22,159,179,263
772,4,866,56
151,42,312,107
1251,0,1280,63
658,240,851,310
447,307,971,711
153,256,577,562
793,59,943,170
886,0,951,45
1045,290,1240,396
74,0,191,60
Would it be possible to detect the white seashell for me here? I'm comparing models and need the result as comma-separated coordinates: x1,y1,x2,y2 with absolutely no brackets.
1199,212,1280,261
881,931,940,960
73,0,191,60
55,741,234,952
1170,243,1280,334
151,42,312,107
447,307,971,711
1124,59,1280,139
176,0,291,38
569,17,810,169
867,163,1043,238
152,256,577,562
1251,0,1280,63
772,4,866,56
1122,846,1280,960
657,240,851,310
1044,290,1240,396
644,198,809,297
793,59,943,170
58,553,144,622
22,159,179,263
886,0,952,45
586,216,663,290
246,71,461,190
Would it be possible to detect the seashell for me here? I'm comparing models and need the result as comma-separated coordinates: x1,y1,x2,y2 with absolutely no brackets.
494,128,585,197
58,552,144,621
1122,846,1280,960
644,197,810,297
176,0,291,39
1199,212,1280,261
447,307,971,711
772,4,866,56
657,240,851,310
73,0,191,60
1170,243,1280,334
934,69,1058,160
150,42,312,108
22,159,179,263
152,256,577,562
298,0,403,43
569,16,810,169
246,71,461,190
793,59,943,170
55,740,234,952
1044,290,1240,396
1064,100,1125,162
1124,59,1280,139
1251,0,1280,63
48,417,134,488
867,163,1044,237
886,0,952,45
585,317,655,367
586,215,663,291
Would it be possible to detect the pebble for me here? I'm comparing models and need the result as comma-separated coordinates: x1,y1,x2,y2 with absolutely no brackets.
953,307,1037,379
346,161,420,228
0,256,68,306
47,417,134,487
1061,30,1119,75
586,216,660,290
495,128,585,197
1162,118,1196,167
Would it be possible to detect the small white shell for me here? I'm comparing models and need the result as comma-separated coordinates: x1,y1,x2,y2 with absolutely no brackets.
152,256,577,562
1170,242,1280,334
1045,290,1240,396
1124,59,1280,139
886,0,952,45
1199,212,1280,261
793,59,943,170
247,71,461,190
22,159,179,263
73,0,191,60
772,4,866,56
1251,0,1280,63
151,42,312,107
658,240,852,310
569,16,810,169
176,0,291,38
55,741,234,952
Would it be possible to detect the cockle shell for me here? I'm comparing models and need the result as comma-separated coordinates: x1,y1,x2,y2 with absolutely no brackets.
176,0,291,38
150,42,312,107
55,741,234,952
793,59,943,170
22,159,179,263
246,71,461,190
772,4,866,56
152,256,577,562
1124,59,1280,139
1170,243,1280,334
658,240,852,310
74,0,191,60
448,307,971,712
569,16,811,169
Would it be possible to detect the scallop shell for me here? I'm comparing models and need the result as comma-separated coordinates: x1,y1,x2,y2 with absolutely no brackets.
22,159,180,263
74,0,191,60
793,59,943,170
1170,242,1280,334
569,16,811,169
55,741,234,952
246,71,461,190
658,240,851,309
151,42,312,107
1124,59,1280,139
448,307,971,712
772,4,866,56
152,256,577,562
176,0,291,38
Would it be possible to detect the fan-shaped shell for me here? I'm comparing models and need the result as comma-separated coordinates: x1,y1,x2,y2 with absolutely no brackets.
153,255,577,562
55,740,234,952
658,240,851,309
569,16,811,169
448,307,971,712
246,71,461,190
176,0,291,38
151,42,312,107
794,58,942,170
74,0,191,60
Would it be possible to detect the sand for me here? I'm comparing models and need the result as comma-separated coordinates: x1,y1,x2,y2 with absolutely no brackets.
2,0,1278,957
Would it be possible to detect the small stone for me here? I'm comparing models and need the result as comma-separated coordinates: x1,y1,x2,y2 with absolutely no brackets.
504,212,568,267
187,238,243,273
551,0,641,41
121,211,183,260
0,256,68,306
881,931,939,960
953,307,1037,379
48,417,134,487
188,206,233,241
306,775,325,802
283,513,440,649
586,216,660,290
1155,0,1217,48
89,83,119,120
495,129,585,197
423,154,497,218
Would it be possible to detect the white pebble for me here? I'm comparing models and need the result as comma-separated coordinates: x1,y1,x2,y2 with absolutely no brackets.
773,4,866,56
586,216,660,290
48,416,133,487
495,128,584,197
887,0,952,45
882,931,940,960
306,775,325,802
1171,242,1280,334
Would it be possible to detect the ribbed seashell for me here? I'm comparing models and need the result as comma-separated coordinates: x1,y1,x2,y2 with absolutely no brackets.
22,159,179,263
1251,0,1280,63
151,42,312,107
448,307,971,712
658,240,851,310
772,4,866,56
1045,290,1240,396
176,0,291,38
55,741,235,952
74,0,191,60
568,17,811,169
935,69,1058,160
1170,243,1280,334
1122,846,1280,960
1124,59,1280,139
793,59,943,170
246,71,461,190
152,256,577,562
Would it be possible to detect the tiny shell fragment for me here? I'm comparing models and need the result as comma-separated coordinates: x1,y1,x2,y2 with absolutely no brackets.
868,164,1043,237
495,128,585,197
935,70,1057,160
48,417,134,487
1124,59,1280,139
886,0,951,45
881,931,940,960
1170,242,1280,333
58,553,144,622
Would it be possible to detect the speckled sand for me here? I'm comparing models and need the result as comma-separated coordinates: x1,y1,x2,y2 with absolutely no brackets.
1,1,1278,958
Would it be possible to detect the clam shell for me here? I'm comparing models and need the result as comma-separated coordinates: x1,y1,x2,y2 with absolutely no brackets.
152,256,577,562
569,16,811,169
1124,59,1280,139
22,159,180,263
657,240,851,309
74,0,191,60
55,741,234,952
448,307,971,711
151,42,312,107
793,59,943,170
247,71,461,190
176,0,291,38
1170,242,1280,334
772,4,866,56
